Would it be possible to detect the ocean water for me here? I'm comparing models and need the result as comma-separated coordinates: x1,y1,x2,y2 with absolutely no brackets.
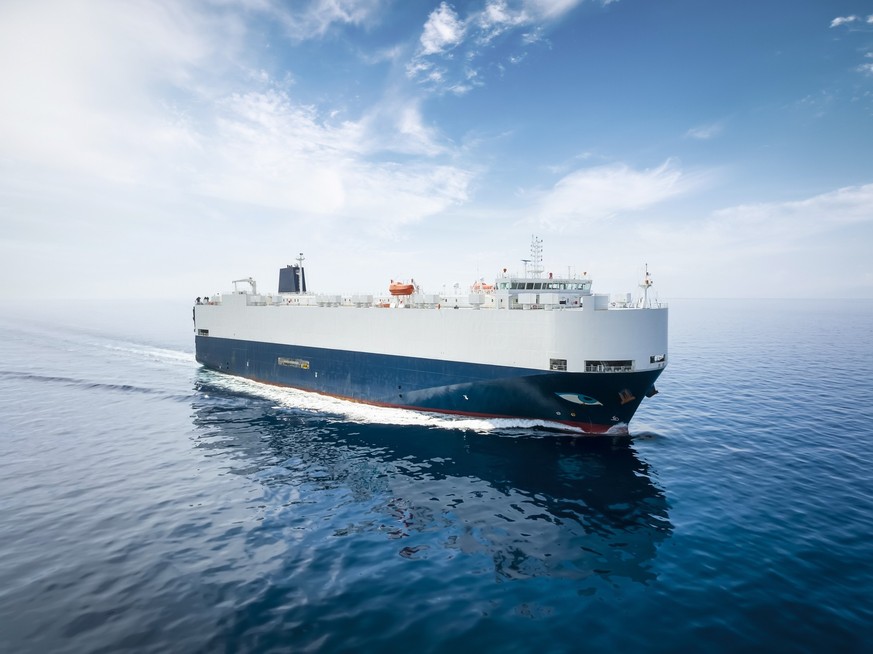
1,298,872,653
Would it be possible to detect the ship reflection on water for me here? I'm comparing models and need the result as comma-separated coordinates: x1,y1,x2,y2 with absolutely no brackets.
191,373,672,588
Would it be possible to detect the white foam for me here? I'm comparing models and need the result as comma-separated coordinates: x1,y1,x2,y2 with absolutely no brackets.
201,371,586,435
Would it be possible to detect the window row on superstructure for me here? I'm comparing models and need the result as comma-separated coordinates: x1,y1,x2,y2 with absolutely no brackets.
497,281,591,291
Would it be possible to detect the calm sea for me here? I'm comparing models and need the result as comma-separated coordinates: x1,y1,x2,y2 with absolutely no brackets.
1,298,872,653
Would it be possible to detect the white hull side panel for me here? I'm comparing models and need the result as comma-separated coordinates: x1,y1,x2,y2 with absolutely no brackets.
195,300,667,374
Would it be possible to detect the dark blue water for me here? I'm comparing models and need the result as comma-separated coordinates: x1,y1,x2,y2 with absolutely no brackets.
1,298,872,653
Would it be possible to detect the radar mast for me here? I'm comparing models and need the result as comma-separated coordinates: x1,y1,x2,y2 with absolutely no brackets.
639,264,654,308
529,236,544,278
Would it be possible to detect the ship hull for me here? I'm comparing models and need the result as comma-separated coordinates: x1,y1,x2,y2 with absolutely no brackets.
195,335,663,433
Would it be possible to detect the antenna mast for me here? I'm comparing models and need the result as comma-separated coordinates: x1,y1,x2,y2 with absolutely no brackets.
639,263,653,308
530,235,543,278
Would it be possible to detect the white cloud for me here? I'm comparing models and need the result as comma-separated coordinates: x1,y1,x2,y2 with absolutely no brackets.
409,179,873,300
0,0,468,216
393,103,447,154
617,182,873,298
476,1,529,43
828,15,873,79
0,0,479,299
531,161,697,228
190,89,469,225
523,0,585,21
685,122,724,140
0,0,230,181
267,0,386,40
830,15,858,28
408,0,588,92
419,2,466,55
508,180,873,299
704,184,873,248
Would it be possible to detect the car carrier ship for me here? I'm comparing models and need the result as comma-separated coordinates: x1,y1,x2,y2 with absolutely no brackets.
193,239,668,433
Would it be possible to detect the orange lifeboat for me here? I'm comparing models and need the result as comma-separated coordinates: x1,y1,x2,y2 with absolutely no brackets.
471,280,494,292
389,280,415,296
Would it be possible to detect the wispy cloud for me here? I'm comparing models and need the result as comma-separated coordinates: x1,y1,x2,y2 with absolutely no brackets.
830,15,859,28
554,182,873,298
476,0,528,43
530,160,699,228
266,0,386,41
645,182,873,296
408,0,589,93
685,122,724,140
707,183,873,242
830,14,873,29
827,14,873,82
0,0,236,181
0,1,472,239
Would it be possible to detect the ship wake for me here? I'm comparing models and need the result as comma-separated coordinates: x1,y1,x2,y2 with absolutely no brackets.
200,371,592,435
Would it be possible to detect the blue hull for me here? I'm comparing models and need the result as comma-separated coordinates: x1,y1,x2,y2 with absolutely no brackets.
195,335,662,432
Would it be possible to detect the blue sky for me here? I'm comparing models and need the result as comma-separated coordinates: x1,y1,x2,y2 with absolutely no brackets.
1,0,872,299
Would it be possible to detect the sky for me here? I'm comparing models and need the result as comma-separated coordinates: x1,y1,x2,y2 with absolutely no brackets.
1,0,872,300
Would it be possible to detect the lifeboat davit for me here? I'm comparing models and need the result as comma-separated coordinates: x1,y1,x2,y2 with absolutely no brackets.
389,281,415,296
